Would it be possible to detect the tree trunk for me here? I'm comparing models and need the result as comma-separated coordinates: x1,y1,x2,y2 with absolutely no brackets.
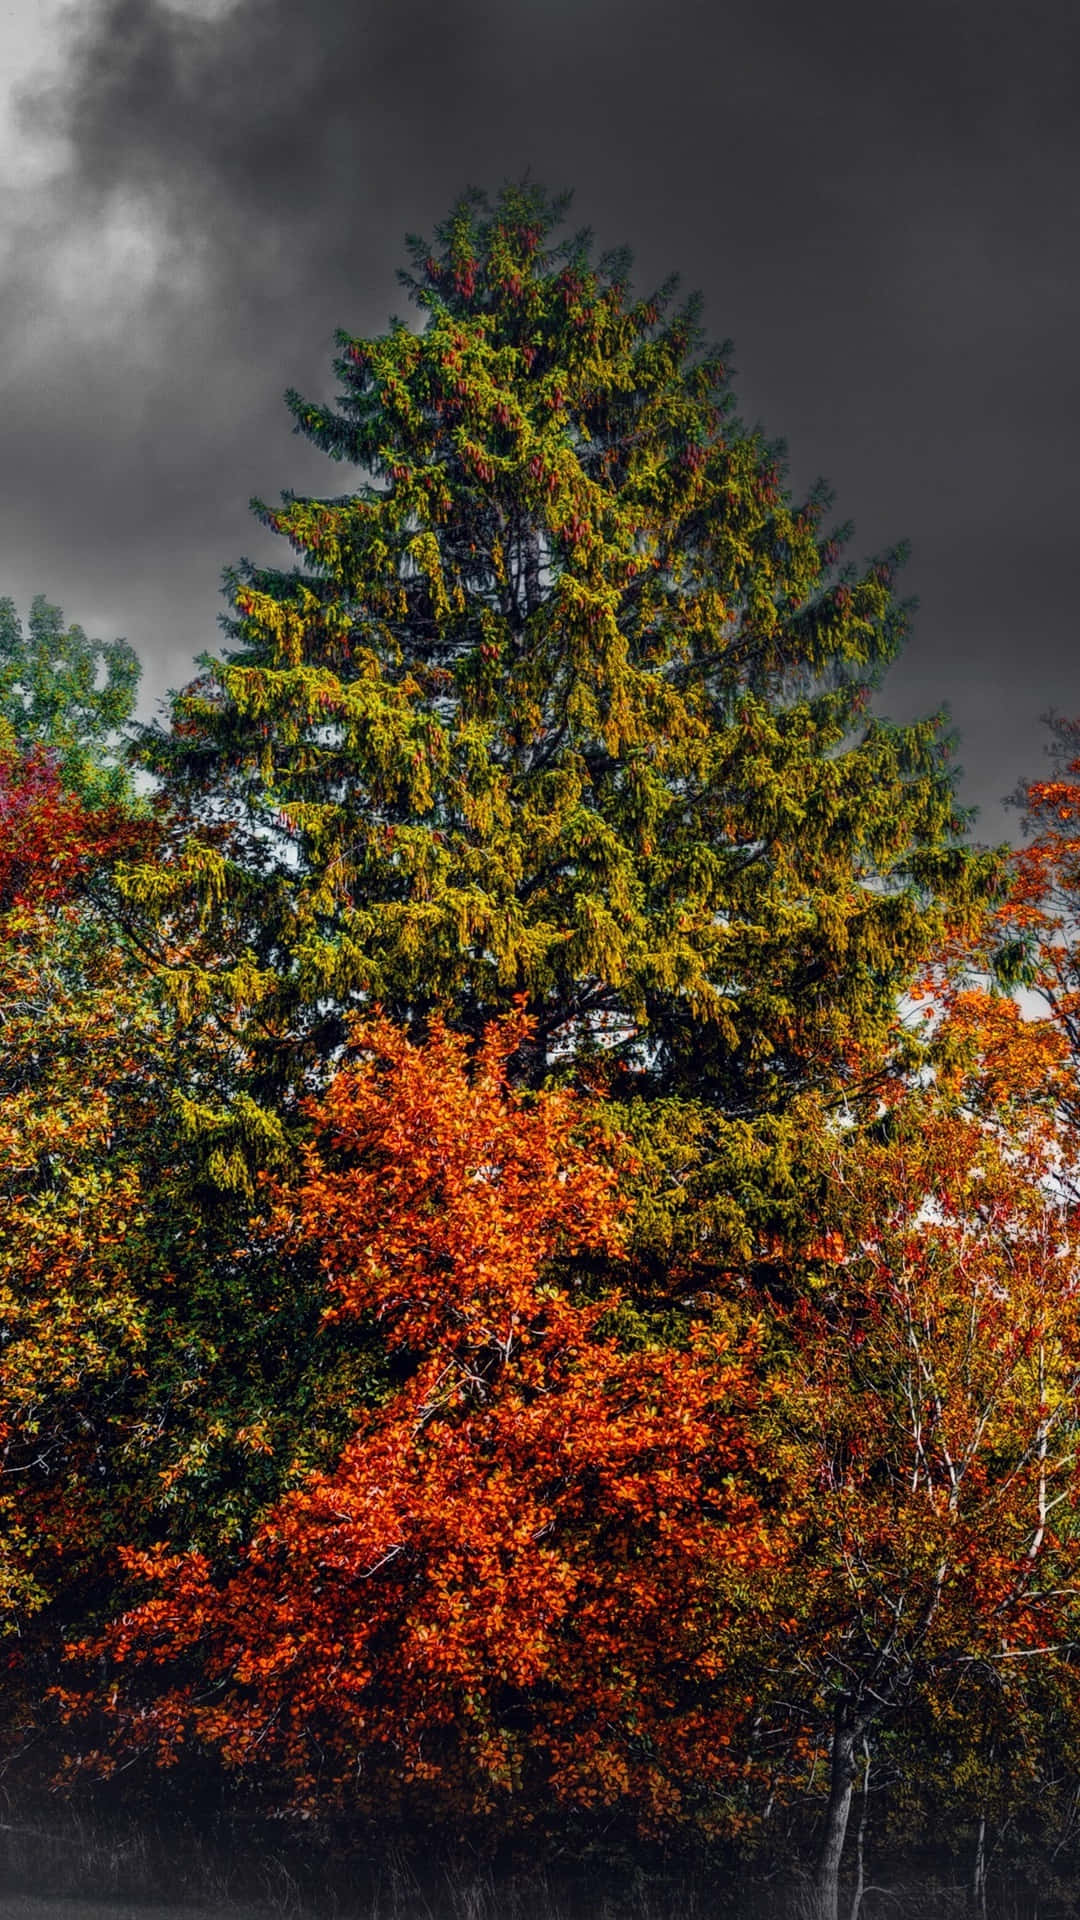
971,1737,994,1917
812,1709,859,1920
522,523,542,617
848,1738,871,1920
971,1809,988,1919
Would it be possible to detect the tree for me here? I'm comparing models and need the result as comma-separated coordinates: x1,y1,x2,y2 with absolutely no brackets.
0,747,112,915
66,1016,783,1841
0,739,375,1786
0,742,157,1767
126,182,996,1150
0,594,140,806
48,178,1011,1871
11,189,1056,1895
756,1010,1080,1920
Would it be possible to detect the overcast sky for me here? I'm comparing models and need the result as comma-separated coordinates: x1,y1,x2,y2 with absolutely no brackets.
2,0,1077,842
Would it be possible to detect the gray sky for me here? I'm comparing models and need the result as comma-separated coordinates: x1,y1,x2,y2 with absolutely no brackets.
2,0,1077,842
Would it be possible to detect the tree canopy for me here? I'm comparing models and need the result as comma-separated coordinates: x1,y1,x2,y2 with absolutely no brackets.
3,187,1077,1920
130,182,995,1123
0,594,140,805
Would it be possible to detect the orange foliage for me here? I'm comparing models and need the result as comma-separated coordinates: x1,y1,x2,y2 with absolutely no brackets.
71,1016,779,1833
0,745,139,916
756,1020,1080,1888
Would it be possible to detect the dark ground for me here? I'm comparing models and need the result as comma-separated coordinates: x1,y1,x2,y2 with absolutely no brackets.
0,1794,1067,1920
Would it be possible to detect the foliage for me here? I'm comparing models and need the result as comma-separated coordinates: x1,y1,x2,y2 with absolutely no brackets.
7,192,1080,1907
0,914,148,1644
0,594,140,806
125,183,997,1141
756,1026,1080,1912
0,750,381,1777
64,1016,780,1837
0,745,162,1773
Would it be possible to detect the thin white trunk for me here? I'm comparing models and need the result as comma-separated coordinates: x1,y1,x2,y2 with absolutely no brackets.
972,1808,987,1919
812,1713,858,1920
847,1738,871,1920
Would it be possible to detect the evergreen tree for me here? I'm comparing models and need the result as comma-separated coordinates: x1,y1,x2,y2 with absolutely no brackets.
131,182,996,1140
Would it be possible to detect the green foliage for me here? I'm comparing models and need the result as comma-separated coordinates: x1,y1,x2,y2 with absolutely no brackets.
130,182,999,1143
0,593,140,804
0,825,388,1770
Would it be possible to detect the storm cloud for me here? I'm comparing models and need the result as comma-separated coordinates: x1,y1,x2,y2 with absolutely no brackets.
2,0,1078,838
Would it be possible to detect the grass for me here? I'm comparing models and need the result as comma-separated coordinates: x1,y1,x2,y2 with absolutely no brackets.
0,1800,1067,1920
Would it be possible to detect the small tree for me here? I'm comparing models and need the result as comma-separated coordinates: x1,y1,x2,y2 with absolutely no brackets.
0,744,156,1767
0,741,374,1783
67,1017,780,1839
761,1013,1080,1920
0,594,140,805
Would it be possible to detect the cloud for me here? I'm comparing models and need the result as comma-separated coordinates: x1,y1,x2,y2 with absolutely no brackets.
0,0,1077,832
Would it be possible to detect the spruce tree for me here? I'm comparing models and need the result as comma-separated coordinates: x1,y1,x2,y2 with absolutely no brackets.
133,182,995,1136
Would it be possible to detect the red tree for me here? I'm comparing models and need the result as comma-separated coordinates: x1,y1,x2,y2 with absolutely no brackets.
759,1006,1080,1920
0,741,142,917
71,1015,780,1838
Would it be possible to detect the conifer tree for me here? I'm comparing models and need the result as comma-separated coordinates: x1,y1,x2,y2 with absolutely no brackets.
131,183,996,1133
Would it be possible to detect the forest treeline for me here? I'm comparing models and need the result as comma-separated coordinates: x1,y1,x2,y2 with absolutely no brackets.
3,184,1080,1920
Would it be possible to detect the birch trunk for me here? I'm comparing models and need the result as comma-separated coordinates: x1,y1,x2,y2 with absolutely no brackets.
811,1711,858,1920
971,1809,988,1919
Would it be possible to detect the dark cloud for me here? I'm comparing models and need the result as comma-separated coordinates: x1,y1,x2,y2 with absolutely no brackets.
3,0,1078,838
